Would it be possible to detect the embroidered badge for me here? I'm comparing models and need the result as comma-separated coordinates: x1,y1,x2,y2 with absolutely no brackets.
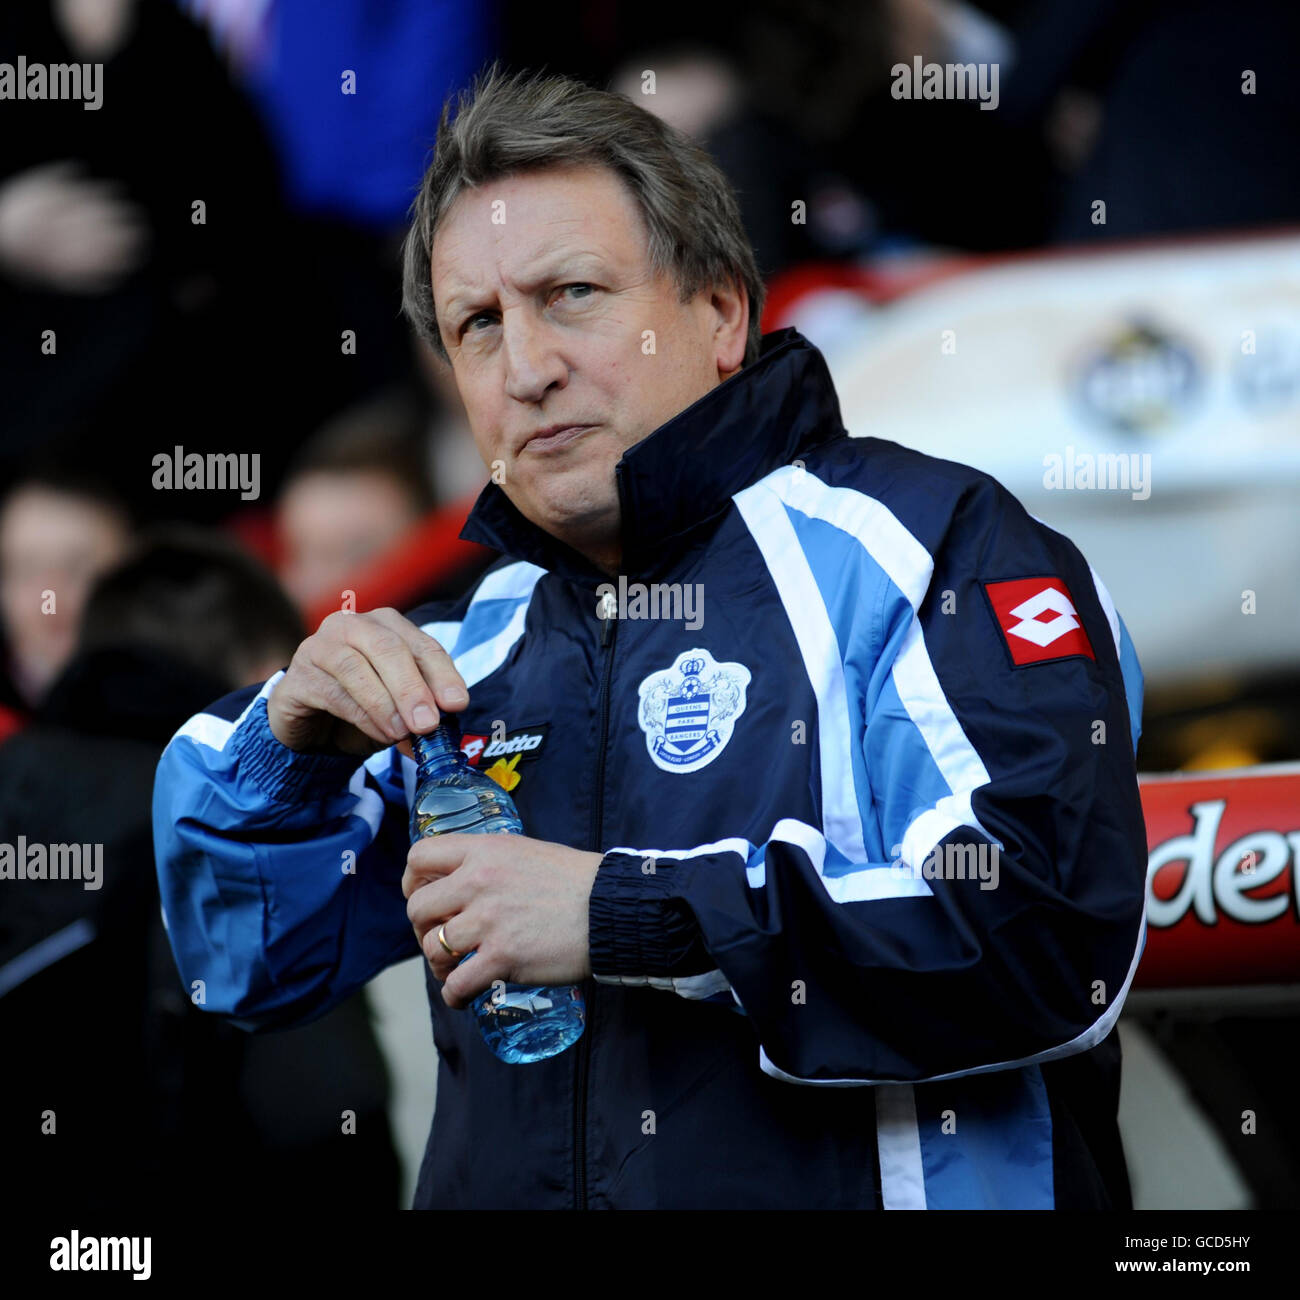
459,724,549,793
637,648,751,774
983,577,1096,667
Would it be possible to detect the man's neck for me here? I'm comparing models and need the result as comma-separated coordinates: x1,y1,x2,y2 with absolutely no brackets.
585,542,622,579
546,517,621,578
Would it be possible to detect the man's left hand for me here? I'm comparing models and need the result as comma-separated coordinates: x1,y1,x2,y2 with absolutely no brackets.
402,834,604,1008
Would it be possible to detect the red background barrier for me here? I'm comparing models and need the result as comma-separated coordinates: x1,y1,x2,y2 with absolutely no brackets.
1136,765,1300,988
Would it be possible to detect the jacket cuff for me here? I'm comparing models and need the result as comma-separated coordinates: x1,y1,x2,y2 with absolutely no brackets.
588,851,714,978
232,696,364,803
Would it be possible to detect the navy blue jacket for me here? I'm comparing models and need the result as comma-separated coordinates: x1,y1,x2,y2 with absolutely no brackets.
153,328,1148,1208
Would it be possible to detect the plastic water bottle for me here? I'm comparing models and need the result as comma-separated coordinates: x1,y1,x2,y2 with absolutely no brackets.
408,724,585,1063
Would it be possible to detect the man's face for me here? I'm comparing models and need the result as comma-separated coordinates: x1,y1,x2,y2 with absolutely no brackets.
431,162,746,570
278,470,421,610
0,486,131,702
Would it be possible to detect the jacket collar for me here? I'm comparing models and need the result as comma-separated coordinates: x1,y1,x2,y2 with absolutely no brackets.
458,328,847,587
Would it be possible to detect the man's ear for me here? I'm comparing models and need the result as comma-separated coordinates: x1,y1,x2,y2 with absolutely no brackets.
711,278,749,378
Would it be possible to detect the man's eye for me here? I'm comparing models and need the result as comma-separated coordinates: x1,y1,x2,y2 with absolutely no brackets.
459,285,594,336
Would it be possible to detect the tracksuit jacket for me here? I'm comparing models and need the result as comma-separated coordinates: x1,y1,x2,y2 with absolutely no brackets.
153,327,1149,1209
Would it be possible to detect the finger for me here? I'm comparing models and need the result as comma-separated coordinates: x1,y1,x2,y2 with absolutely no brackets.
411,881,481,982
369,608,470,727
442,945,504,1009
335,611,446,738
290,657,399,749
404,864,474,938
308,626,408,743
405,875,456,934
418,912,479,984
405,847,478,920
402,832,473,897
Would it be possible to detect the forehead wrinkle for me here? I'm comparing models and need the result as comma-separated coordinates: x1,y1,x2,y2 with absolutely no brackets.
440,240,615,322
434,175,644,325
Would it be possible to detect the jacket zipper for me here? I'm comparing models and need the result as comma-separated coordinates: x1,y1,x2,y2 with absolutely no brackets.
575,602,617,1209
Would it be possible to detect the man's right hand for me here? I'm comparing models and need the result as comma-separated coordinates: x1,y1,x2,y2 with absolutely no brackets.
268,608,469,756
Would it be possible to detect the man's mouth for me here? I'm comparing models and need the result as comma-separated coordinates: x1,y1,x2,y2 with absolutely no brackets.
523,424,595,453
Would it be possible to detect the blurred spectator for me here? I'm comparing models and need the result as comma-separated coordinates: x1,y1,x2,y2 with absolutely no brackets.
77,529,303,690
413,341,492,507
276,393,435,611
179,0,499,406
0,0,333,523
0,529,402,1212
1014,0,1300,243
0,469,134,712
181,0,496,231
608,45,867,276
539,1,1056,260
738,0,1055,253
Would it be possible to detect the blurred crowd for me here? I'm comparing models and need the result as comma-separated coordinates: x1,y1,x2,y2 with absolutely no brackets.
3,0,1298,1211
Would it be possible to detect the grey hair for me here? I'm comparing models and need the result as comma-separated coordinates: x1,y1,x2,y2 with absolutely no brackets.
401,61,766,367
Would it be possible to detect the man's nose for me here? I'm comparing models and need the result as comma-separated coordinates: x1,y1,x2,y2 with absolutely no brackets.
501,309,567,404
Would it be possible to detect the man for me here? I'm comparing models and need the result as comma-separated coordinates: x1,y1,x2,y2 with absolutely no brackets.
0,469,133,711
275,394,437,613
154,65,1148,1209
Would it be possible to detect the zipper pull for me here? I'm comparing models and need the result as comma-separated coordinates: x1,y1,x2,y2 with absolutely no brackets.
598,587,616,648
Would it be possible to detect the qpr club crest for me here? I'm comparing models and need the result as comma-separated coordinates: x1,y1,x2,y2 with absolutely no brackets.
636,648,751,774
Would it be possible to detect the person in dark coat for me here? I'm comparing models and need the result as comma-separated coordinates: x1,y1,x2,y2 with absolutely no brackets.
0,530,402,1212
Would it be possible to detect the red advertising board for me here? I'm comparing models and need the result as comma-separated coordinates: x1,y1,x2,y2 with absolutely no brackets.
1136,764,1300,988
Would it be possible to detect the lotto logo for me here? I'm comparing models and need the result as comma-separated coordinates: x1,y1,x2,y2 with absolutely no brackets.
984,577,1095,666
459,727,548,766
484,732,544,757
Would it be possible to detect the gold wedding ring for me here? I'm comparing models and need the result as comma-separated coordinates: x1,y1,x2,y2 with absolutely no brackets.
436,922,460,958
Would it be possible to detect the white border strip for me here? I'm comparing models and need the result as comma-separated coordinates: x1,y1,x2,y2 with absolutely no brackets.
768,818,932,902
756,902,1148,1086
172,672,282,752
732,480,868,865
876,1084,927,1210
761,468,1003,858
452,563,546,687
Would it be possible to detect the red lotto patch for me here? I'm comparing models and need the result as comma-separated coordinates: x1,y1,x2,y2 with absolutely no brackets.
984,577,1096,666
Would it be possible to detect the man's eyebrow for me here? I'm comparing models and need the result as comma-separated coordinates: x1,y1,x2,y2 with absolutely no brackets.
441,252,609,324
